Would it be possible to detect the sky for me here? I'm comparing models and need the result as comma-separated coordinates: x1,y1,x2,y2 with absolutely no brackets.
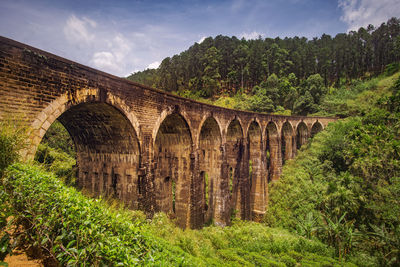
0,0,399,77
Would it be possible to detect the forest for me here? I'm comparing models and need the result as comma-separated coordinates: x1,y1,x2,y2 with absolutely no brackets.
128,17,400,116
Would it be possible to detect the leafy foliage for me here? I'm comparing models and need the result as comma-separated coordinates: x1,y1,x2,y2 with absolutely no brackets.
0,120,27,177
1,163,173,265
34,143,76,186
128,17,400,115
0,162,354,266
0,119,27,264
40,120,75,158
266,74,400,266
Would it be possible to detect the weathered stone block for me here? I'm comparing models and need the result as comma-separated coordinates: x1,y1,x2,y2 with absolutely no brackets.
0,36,336,228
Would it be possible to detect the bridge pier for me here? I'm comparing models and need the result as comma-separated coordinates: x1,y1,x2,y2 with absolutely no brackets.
248,120,267,221
0,36,336,229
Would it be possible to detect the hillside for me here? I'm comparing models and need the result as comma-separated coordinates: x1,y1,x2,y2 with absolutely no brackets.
127,17,400,116
266,71,400,266
0,70,398,266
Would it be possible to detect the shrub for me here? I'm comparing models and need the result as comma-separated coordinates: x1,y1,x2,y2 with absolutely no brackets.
34,143,76,186
0,120,27,176
2,163,164,265
40,120,75,158
0,119,27,263
267,75,400,265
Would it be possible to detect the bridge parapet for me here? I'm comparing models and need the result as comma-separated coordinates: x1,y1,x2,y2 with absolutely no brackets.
0,36,336,228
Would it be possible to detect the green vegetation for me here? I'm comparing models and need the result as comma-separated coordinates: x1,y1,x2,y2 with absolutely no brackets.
266,72,400,266
34,120,76,186
34,143,76,186
2,163,154,266
39,120,75,158
1,17,400,266
0,120,27,177
0,119,353,266
0,119,27,264
1,163,352,266
128,17,400,115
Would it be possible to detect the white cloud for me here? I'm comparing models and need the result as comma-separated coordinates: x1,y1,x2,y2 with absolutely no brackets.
90,34,133,74
83,17,97,28
339,0,400,31
111,34,131,62
91,52,118,71
239,31,263,40
147,61,160,69
63,14,135,74
63,14,96,44
49,12,199,76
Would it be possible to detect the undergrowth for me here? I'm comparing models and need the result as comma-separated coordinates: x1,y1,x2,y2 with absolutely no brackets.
266,72,400,266
0,163,353,266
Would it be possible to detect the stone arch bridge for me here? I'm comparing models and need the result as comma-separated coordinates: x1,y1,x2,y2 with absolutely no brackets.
0,36,336,228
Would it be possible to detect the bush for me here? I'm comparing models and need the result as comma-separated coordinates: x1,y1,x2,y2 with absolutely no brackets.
384,63,400,77
1,163,174,265
0,120,27,176
0,119,27,263
34,143,76,186
40,120,75,158
1,162,352,265
267,75,400,265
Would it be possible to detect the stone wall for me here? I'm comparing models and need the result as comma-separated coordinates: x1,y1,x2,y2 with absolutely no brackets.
0,36,337,228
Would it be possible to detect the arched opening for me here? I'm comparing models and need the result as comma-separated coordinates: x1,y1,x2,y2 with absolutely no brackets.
311,121,323,138
199,117,221,224
281,121,294,165
35,102,141,209
248,121,265,220
226,118,244,219
296,122,309,150
154,112,192,228
265,122,281,182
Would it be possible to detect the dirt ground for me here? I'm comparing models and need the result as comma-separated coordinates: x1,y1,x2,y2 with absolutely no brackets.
4,249,42,267
3,217,43,267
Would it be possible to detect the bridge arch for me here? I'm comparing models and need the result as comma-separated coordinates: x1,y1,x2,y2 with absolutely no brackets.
196,114,223,147
296,121,309,150
152,107,193,147
224,116,245,139
0,36,340,229
30,88,142,209
265,121,281,182
311,121,324,138
29,89,142,158
198,116,222,224
281,121,294,165
153,111,193,228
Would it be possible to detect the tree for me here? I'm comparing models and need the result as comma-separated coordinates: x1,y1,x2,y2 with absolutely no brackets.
305,73,326,105
127,17,400,102
201,46,222,97
156,57,177,92
263,73,280,105
248,86,275,112
233,43,249,89
293,90,316,115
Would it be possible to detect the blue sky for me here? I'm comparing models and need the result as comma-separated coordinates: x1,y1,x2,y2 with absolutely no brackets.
1,0,399,77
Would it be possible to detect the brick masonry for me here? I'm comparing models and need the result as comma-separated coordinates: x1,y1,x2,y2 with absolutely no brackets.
0,36,337,228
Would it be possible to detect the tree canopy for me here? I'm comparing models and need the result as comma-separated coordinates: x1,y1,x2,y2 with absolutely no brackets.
128,18,400,112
